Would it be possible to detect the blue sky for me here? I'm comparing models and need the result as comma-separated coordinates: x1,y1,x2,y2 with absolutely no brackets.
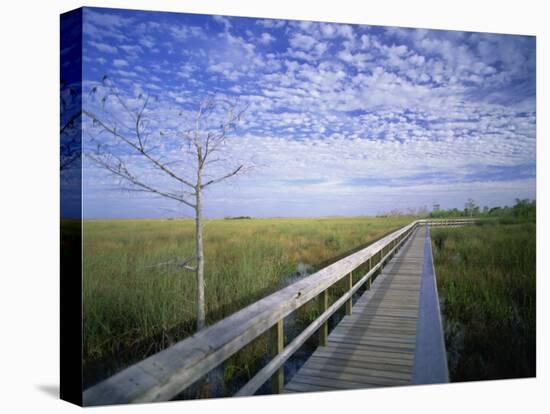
78,7,536,218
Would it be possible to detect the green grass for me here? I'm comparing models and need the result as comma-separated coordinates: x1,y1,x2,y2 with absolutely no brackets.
81,215,413,387
431,219,536,381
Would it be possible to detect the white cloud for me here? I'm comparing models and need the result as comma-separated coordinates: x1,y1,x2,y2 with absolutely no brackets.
256,19,286,29
119,44,143,55
314,42,328,55
360,34,370,49
336,24,355,40
289,33,317,51
88,40,117,54
113,59,128,67
320,23,336,38
139,36,155,49
259,32,276,45
177,62,196,79
209,61,242,81
81,10,535,218
212,15,232,31
408,54,425,66
85,9,131,28
170,25,206,41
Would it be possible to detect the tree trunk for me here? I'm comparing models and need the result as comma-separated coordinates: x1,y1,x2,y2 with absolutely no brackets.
195,179,205,331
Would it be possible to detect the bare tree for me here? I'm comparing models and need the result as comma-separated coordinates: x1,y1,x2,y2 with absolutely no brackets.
60,80,82,171
464,198,477,217
84,76,247,331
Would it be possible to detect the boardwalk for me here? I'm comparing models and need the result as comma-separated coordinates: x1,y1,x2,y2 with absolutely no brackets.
284,226,445,393
83,220,457,405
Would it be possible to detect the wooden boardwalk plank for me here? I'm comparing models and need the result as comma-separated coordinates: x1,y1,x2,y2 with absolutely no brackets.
307,354,413,372
303,359,411,381
294,366,408,387
288,374,379,390
284,227,426,394
316,345,416,362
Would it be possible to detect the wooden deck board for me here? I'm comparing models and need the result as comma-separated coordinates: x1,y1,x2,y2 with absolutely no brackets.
315,345,416,362
288,374,379,390
307,354,413,372
302,359,411,381
294,364,409,386
284,227,426,394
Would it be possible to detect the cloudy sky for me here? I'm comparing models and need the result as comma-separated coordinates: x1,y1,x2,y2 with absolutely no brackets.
77,7,536,219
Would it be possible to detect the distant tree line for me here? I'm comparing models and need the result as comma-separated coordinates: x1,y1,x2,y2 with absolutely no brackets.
429,198,536,220
377,206,430,218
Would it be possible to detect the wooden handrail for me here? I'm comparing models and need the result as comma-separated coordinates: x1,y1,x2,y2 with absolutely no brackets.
235,228,409,396
422,218,478,226
83,218,475,405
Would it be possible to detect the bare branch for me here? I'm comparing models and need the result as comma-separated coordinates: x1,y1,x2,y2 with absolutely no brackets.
60,108,82,171
135,94,150,150
102,76,139,124
143,255,197,272
87,150,196,209
60,111,81,135
60,133,81,171
84,109,196,189
201,165,243,189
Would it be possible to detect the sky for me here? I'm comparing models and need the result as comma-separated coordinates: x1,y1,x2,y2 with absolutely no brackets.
75,7,536,219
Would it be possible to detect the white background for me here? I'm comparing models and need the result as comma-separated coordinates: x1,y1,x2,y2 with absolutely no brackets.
0,0,547,413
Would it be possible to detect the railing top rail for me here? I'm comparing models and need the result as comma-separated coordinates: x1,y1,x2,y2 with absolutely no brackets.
84,219,423,405
421,218,479,225
419,218,478,222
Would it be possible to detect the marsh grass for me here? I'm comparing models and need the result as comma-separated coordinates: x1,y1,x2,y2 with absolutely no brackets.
82,215,412,388
431,220,536,381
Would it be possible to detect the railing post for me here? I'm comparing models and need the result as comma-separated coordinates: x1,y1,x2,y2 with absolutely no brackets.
346,271,353,315
319,289,328,347
270,319,284,394
367,257,372,289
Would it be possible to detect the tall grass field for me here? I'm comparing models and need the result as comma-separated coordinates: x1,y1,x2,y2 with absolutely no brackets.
82,215,412,389
431,219,536,381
